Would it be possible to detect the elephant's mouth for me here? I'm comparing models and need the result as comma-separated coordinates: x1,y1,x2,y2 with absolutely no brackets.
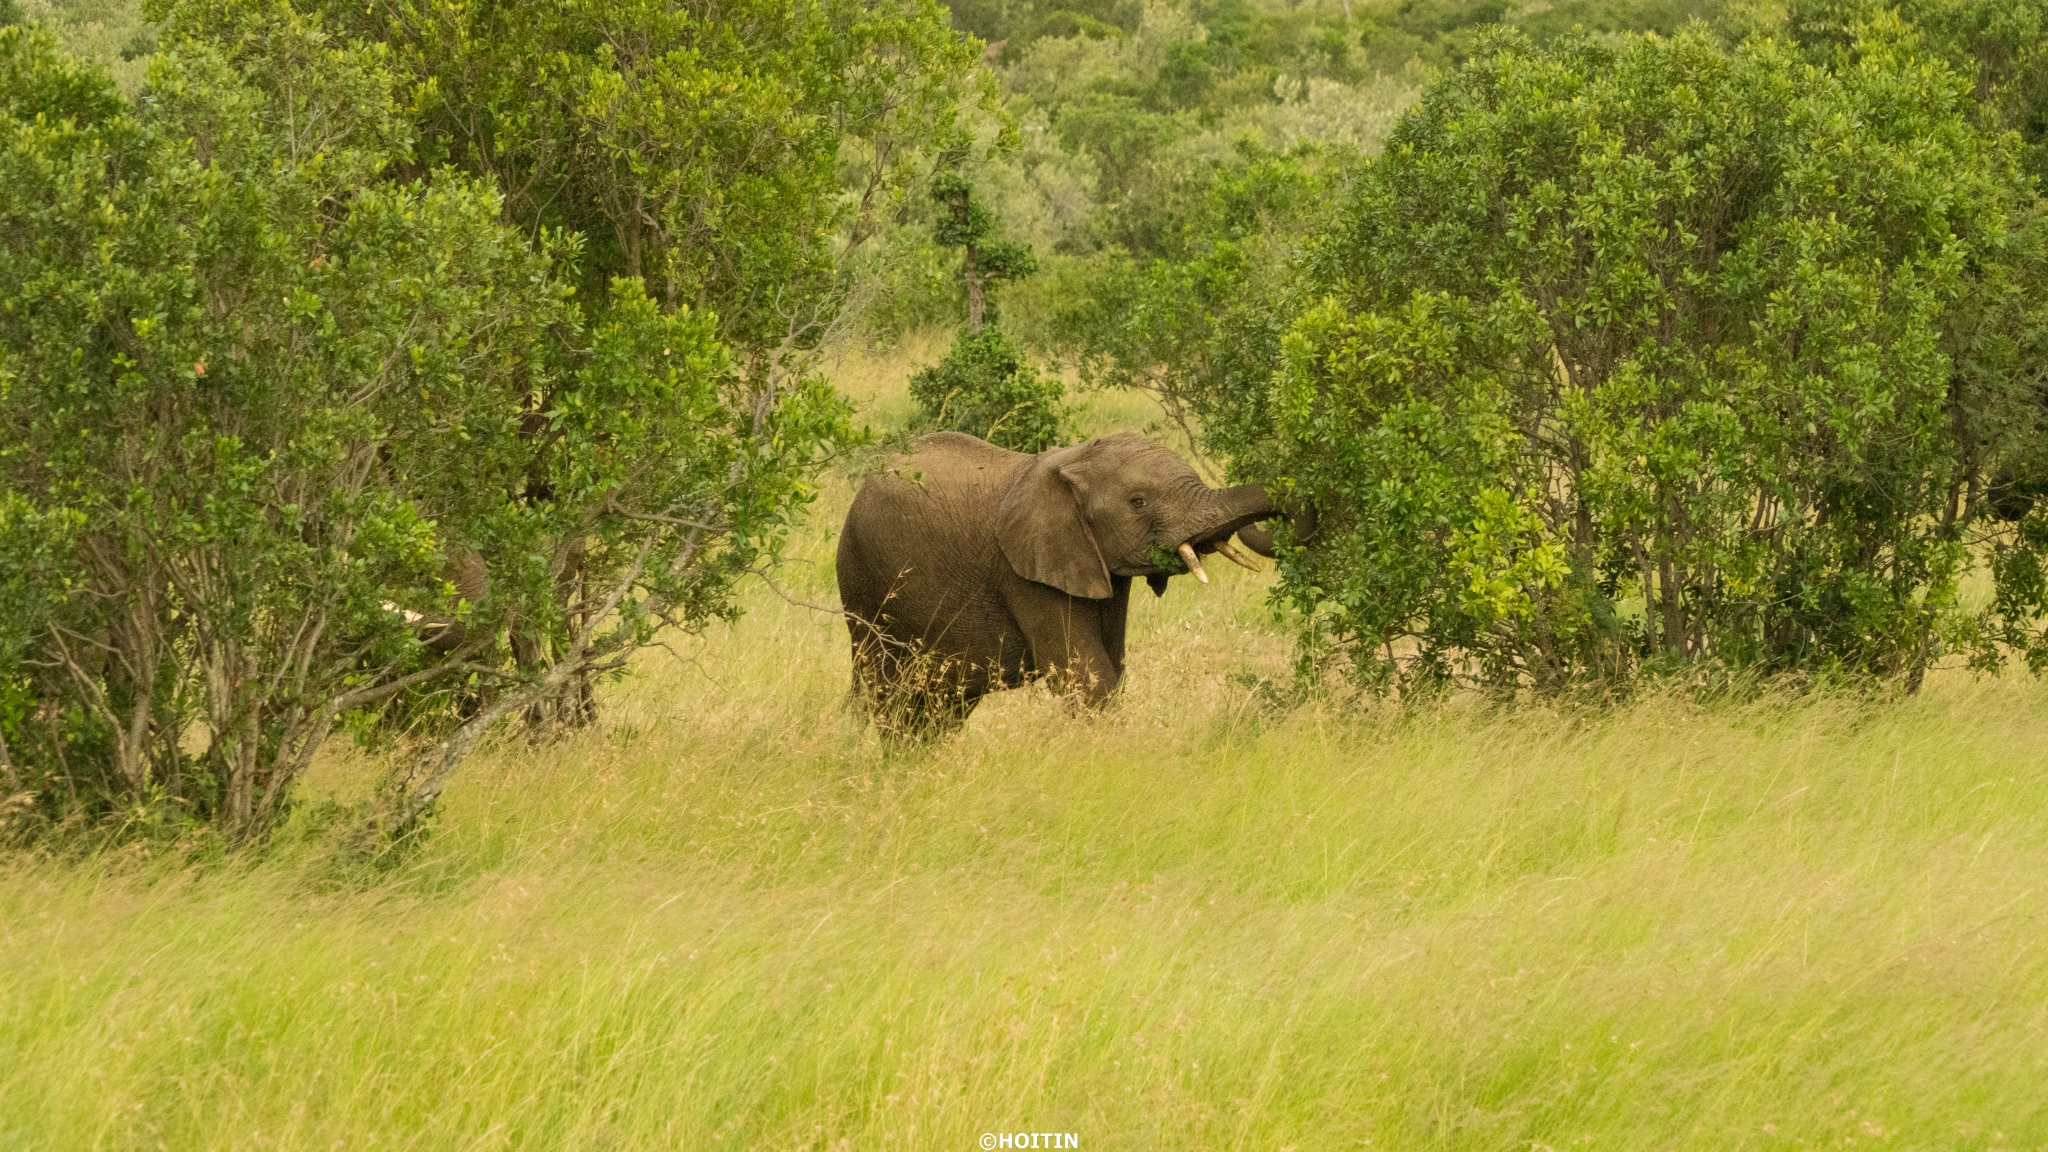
1128,533,1264,585
1123,493,1312,587
1173,538,1261,583
1172,509,1282,582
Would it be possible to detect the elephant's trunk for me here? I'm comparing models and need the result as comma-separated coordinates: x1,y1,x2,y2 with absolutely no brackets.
1188,482,1282,545
1235,497,1316,558
1179,483,1313,575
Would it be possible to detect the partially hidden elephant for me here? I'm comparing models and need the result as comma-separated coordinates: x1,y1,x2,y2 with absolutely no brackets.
836,430,1310,735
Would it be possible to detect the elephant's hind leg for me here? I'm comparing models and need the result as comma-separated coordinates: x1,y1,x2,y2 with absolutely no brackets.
881,681,978,743
848,623,979,742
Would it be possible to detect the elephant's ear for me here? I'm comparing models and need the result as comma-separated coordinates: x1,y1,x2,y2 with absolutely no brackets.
996,442,1114,600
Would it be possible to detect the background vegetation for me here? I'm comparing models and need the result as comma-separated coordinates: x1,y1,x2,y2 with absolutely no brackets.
1046,3,2048,698
8,0,2048,1142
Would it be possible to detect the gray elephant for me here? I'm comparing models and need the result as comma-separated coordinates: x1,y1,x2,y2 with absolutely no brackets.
836,430,1309,736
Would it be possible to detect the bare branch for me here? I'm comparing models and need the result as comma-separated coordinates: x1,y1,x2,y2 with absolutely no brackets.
747,568,845,616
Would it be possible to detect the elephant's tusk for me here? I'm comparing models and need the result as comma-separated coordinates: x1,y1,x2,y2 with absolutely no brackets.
1177,542,1209,584
1213,538,1262,573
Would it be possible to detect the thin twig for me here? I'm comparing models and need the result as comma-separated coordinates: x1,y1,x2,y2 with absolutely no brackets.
747,569,845,616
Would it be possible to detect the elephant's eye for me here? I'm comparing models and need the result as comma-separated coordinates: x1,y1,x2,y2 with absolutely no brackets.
1129,495,1147,511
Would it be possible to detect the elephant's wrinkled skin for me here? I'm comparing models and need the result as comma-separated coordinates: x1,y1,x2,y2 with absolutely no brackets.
837,431,1303,735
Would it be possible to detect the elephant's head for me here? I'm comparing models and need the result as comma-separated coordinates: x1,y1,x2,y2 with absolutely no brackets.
994,432,1311,599
385,544,491,652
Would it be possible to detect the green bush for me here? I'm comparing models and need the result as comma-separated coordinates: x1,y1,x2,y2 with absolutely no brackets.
1789,0,2048,184
909,328,1069,452
295,0,986,741
0,17,602,834
0,0,985,841
1219,25,2048,696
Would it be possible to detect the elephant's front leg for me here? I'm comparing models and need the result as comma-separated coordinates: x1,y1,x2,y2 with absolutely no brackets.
1003,574,1124,705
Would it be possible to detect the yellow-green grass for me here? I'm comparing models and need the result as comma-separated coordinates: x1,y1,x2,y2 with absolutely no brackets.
4,342,2048,1149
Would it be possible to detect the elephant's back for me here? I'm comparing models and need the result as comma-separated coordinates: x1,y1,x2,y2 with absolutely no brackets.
837,433,1027,622
847,432,1029,535
895,431,1031,489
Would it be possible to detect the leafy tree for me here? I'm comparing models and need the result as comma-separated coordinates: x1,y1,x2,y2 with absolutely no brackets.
1,0,983,840
0,16,657,836
258,0,990,734
1056,140,1342,459
932,170,1041,335
302,0,987,359
1217,26,2048,696
910,170,1068,451
944,0,1777,343
1788,0,2048,184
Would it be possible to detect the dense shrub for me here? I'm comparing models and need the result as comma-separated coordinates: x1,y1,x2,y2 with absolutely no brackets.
1216,26,2048,695
302,0,984,353
0,0,984,841
909,328,1069,452
0,14,763,837
262,0,982,727
1789,0,2048,184
0,19,575,833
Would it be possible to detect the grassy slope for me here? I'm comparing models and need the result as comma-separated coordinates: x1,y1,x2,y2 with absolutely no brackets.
4,344,2048,1150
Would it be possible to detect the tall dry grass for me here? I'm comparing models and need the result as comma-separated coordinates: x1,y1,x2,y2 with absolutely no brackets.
3,340,2047,1149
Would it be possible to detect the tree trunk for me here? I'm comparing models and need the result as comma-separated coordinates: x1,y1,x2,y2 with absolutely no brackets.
1659,555,1684,661
965,254,985,335
382,655,590,837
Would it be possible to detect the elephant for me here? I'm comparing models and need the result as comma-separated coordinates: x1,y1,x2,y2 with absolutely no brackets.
381,545,492,653
836,430,1311,736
